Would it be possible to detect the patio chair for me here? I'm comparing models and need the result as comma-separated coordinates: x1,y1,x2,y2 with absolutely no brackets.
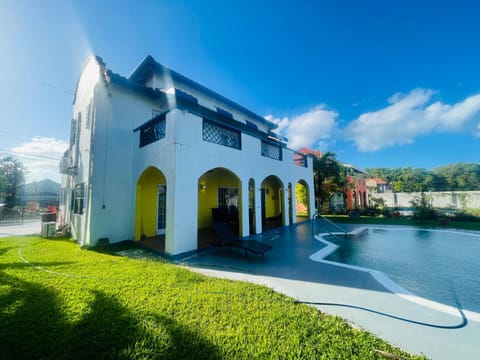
212,222,273,262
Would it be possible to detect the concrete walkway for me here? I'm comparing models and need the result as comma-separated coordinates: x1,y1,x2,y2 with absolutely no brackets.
182,221,480,360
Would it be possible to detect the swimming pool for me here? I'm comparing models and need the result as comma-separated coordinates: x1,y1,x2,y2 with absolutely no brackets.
323,227,480,313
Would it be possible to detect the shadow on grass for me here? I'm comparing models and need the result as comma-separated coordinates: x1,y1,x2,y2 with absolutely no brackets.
0,246,16,256
0,271,221,359
91,240,143,256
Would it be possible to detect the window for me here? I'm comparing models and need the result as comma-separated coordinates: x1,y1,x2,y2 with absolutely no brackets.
74,183,85,215
218,187,238,208
139,114,166,148
261,141,282,161
203,119,241,150
294,154,307,167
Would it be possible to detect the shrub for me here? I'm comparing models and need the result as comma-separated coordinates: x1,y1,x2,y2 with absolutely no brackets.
411,192,437,220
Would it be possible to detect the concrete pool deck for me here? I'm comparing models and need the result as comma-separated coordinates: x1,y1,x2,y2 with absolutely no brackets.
181,221,480,360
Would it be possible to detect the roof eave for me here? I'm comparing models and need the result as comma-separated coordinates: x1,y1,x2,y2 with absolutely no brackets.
127,55,278,131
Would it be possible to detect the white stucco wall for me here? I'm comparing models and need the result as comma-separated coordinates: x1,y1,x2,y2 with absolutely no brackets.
372,191,480,209
67,57,102,245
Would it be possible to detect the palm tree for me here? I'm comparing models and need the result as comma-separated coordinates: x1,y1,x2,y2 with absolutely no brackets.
313,152,347,213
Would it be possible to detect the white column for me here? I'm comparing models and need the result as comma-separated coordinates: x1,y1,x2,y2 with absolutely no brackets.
283,185,290,226
291,183,297,224
166,162,198,255
255,184,263,234
241,181,250,237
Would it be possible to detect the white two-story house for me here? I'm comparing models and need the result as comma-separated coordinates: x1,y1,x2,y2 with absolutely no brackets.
59,55,314,257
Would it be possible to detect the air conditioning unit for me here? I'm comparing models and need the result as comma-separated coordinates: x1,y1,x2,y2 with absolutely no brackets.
59,156,71,174
42,222,56,238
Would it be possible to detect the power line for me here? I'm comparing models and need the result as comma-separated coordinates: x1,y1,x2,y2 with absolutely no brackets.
0,77,74,97
0,130,68,143
0,148,62,162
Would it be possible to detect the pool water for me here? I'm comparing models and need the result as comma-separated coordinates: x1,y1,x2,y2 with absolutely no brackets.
325,227,480,313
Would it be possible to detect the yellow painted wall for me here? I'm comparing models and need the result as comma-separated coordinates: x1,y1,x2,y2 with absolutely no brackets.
135,167,166,240
262,177,282,218
198,169,242,230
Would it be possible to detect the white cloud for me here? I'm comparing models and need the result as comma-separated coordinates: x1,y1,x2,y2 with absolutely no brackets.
345,88,480,151
265,105,338,150
10,137,68,183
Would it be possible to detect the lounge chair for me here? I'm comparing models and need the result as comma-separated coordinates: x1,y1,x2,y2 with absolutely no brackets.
212,222,273,262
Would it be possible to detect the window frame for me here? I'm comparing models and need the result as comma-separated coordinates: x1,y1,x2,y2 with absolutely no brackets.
261,140,283,161
73,183,85,215
202,118,241,150
218,187,239,208
139,114,166,148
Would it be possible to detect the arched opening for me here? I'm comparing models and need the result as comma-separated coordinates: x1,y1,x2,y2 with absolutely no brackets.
295,180,310,222
261,175,284,231
135,166,167,252
249,178,256,235
198,167,242,249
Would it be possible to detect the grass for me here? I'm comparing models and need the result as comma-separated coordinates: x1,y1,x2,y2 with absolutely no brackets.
0,236,425,359
324,214,480,231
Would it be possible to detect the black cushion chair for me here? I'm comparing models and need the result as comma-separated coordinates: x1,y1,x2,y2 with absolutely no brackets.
212,222,273,262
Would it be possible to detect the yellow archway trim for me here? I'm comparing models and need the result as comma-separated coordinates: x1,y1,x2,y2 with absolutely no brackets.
135,167,166,240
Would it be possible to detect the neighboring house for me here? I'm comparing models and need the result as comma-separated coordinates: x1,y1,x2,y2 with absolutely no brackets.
296,147,367,212
18,179,60,209
296,147,322,159
59,55,314,256
344,164,368,210
365,177,391,193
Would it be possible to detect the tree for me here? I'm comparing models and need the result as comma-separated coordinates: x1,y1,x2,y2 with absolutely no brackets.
295,183,308,209
0,172,8,204
313,152,347,213
432,163,480,191
0,157,27,208
366,163,480,192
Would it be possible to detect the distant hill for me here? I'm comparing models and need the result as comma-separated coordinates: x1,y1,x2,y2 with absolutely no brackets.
21,179,60,195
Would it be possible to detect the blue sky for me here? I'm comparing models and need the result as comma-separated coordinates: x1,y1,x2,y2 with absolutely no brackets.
1,0,479,182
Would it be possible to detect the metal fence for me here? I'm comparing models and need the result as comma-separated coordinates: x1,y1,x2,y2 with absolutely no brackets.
0,207,24,226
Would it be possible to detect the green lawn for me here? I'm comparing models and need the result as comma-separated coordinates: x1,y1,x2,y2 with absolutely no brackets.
0,236,425,359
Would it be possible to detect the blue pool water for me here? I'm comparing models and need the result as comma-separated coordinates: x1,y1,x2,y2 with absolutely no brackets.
325,227,480,313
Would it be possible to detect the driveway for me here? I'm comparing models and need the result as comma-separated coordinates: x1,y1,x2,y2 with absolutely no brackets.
0,219,41,238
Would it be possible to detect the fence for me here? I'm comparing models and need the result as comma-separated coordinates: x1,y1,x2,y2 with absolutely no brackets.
0,207,24,226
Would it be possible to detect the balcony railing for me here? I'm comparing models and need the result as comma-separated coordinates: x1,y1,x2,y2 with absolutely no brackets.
261,141,282,161
203,119,241,150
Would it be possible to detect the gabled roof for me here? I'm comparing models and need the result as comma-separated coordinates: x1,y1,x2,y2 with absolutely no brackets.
297,147,322,158
104,69,161,99
366,177,387,184
128,55,277,131
343,163,367,175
